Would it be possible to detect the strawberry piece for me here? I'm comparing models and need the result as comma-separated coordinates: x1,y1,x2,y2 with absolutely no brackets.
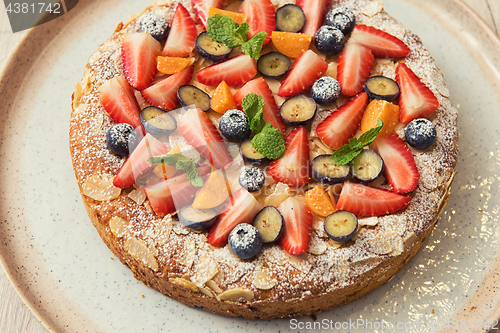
162,4,197,57
240,0,275,45
277,49,328,97
177,108,233,170
316,92,369,150
268,126,310,187
233,77,285,135
113,133,169,189
99,75,142,130
297,0,331,36
373,132,419,193
141,65,193,111
395,63,439,124
192,0,224,28
195,54,257,87
122,32,161,90
337,38,375,96
207,188,263,247
278,197,313,255
144,165,211,216
350,25,410,58
336,181,411,216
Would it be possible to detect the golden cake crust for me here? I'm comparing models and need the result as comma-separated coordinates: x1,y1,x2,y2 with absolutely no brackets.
70,0,458,319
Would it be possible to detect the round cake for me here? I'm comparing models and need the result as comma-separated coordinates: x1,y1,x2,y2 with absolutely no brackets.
70,0,458,320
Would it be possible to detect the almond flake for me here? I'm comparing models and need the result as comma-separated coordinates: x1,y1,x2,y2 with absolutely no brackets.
82,174,121,201
89,112,104,136
206,280,222,293
192,253,219,287
128,188,146,205
264,182,291,207
252,267,277,290
109,216,128,238
308,234,328,255
124,237,158,271
179,238,197,269
219,289,254,302
285,252,314,274
170,278,199,292
359,217,379,227
198,286,215,298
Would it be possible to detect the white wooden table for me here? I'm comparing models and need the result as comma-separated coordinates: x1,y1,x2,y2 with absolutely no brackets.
0,1,499,332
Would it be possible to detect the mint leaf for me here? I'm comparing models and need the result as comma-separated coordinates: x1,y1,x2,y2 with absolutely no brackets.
234,22,250,43
207,14,247,48
147,153,203,187
251,123,286,160
331,119,384,165
242,93,265,133
242,31,267,59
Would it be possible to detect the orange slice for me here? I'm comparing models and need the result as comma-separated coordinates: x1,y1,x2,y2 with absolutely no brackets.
271,31,312,58
305,185,336,217
211,81,238,114
157,56,192,75
360,99,400,137
192,169,230,209
153,144,181,179
208,7,247,25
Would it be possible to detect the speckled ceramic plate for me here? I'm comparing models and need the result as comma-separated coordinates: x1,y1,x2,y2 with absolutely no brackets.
1,0,500,332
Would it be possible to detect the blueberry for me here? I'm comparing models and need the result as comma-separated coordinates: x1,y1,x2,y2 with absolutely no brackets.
311,76,341,106
314,25,345,56
139,13,169,41
228,224,263,259
239,166,265,192
405,118,437,149
325,6,356,35
106,123,138,156
219,109,251,142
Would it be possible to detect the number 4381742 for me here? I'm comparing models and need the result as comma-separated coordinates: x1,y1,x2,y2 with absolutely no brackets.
5,2,61,14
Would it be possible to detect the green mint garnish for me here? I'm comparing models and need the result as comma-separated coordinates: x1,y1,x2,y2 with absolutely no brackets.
242,31,268,60
251,122,286,160
242,93,265,133
147,153,204,187
331,119,384,165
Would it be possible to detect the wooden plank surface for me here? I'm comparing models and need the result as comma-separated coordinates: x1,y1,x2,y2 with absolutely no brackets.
0,0,499,332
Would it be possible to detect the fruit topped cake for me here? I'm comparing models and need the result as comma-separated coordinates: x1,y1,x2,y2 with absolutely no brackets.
70,0,458,319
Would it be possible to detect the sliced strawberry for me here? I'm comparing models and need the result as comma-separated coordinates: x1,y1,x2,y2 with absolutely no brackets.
195,54,257,87
144,165,211,216
395,63,439,124
122,32,161,90
141,65,193,111
316,92,369,150
268,126,310,187
373,132,419,193
240,0,275,45
277,50,328,97
278,197,313,255
207,188,263,247
192,0,224,28
337,38,375,97
177,108,233,170
297,0,331,36
112,133,169,189
336,182,411,216
99,75,142,129
350,25,410,58
162,3,197,57
233,77,285,135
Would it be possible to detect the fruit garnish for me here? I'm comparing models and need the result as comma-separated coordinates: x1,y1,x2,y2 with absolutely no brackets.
372,132,419,193
268,126,310,186
271,31,312,58
404,118,437,150
140,106,177,136
99,75,142,130
219,109,251,142
211,81,238,114
162,3,197,57
195,31,233,62
296,0,331,36
337,38,375,96
278,49,328,97
360,99,400,137
275,4,305,33
195,54,257,86
192,169,230,209
305,185,336,217
153,144,181,179
279,94,317,126
253,206,284,243
311,76,341,106
311,154,350,184
349,149,384,183
316,92,369,151
256,52,291,79
208,188,263,247
177,85,211,112
106,123,138,156
139,12,169,41
325,6,356,35
240,139,269,166
148,153,205,187
239,0,275,45
251,123,286,160
156,56,192,75
178,204,218,230
122,32,161,90
395,62,439,124
141,65,193,111
192,0,224,28
314,25,345,56
239,166,265,193
350,24,410,58
208,7,247,25
242,93,265,133
364,75,400,102
278,197,313,255
324,210,358,242
336,181,411,216
228,224,263,259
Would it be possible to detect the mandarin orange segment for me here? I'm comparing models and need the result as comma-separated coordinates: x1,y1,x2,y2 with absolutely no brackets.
305,185,336,217
157,56,192,75
208,7,247,25
153,144,182,179
192,169,230,209
360,99,400,137
271,31,312,58
211,81,238,114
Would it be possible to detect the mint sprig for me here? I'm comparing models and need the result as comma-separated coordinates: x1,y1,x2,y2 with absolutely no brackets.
331,119,384,165
148,153,204,187
242,93,265,133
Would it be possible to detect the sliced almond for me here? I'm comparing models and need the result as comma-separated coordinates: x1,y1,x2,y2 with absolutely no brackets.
82,174,121,201
170,278,199,292
252,267,277,290
308,235,328,255
403,231,417,247
124,237,158,271
179,238,197,269
219,289,254,301
206,280,222,293
109,216,128,238
359,217,379,227
313,137,334,155
128,188,146,205
192,252,219,287
285,252,314,274
89,112,104,136
325,61,338,79
198,286,215,298
327,238,343,249
264,182,290,207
